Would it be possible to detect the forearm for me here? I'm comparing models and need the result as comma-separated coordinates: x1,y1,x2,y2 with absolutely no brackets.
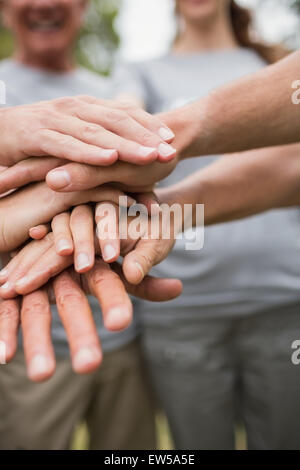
158,144,300,227
162,51,300,159
0,182,127,252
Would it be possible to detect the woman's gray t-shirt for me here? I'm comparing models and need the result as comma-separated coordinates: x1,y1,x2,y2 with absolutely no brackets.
113,49,300,322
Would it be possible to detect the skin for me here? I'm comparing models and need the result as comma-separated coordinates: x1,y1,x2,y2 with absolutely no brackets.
0,0,178,381
174,0,238,53
1,0,300,382
1,3,299,194
0,0,177,168
4,143,300,302
0,260,182,382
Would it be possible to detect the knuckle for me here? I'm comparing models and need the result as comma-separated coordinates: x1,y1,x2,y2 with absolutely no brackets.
0,304,18,321
140,131,156,143
15,161,35,181
22,300,48,317
138,251,155,269
82,123,101,139
90,264,117,286
106,109,128,124
53,96,76,110
117,101,137,112
57,290,82,308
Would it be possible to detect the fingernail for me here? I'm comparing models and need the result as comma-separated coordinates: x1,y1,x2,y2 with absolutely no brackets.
0,269,8,280
76,253,91,271
106,307,131,330
135,261,144,280
47,169,71,189
15,277,28,289
0,281,11,291
103,244,117,262
73,347,101,372
57,238,72,255
138,146,157,158
100,149,117,159
28,354,51,380
158,143,177,159
159,127,175,141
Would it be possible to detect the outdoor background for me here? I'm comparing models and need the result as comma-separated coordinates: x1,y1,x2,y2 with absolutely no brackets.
0,0,299,450
0,0,300,75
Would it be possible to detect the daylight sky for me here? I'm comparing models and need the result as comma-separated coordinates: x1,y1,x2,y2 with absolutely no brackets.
116,0,299,61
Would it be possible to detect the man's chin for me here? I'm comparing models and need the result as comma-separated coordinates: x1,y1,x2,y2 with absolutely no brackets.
28,46,68,62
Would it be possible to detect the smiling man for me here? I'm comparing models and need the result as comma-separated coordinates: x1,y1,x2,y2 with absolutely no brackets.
0,0,155,451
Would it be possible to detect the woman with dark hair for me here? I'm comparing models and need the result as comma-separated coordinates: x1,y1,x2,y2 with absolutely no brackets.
113,0,300,450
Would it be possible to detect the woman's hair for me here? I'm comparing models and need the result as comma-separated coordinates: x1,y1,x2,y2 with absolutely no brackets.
230,0,288,63
175,0,289,64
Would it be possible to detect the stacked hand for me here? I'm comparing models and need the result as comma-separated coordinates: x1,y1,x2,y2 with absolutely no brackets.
0,97,183,382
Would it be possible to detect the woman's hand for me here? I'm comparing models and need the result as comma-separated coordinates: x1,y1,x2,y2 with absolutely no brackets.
0,96,176,169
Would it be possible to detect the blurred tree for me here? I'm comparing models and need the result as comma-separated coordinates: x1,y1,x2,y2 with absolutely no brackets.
291,0,300,12
0,0,121,75
76,0,121,75
259,0,300,47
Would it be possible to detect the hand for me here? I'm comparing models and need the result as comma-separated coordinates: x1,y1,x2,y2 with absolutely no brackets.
0,195,183,297
0,95,176,168
0,181,135,252
0,258,182,382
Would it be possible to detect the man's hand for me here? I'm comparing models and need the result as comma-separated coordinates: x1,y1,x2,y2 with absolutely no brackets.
0,259,182,383
0,181,135,252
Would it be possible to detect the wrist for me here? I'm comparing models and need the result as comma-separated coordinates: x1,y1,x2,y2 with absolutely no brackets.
0,108,16,166
159,94,214,161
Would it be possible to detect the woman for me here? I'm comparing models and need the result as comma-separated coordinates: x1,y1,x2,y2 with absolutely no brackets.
113,0,300,450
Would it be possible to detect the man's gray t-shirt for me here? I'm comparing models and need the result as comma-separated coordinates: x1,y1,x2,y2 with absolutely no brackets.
113,49,300,323
0,58,139,355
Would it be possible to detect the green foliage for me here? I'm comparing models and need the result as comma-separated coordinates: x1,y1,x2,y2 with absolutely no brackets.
76,0,121,76
291,0,300,13
0,23,13,61
0,0,121,75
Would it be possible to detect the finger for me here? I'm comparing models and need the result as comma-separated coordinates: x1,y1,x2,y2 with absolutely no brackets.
38,129,118,166
70,205,95,273
95,202,120,263
0,157,63,194
112,262,183,302
1,182,135,253
0,234,55,298
46,158,175,193
122,237,175,285
21,289,55,382
133,191,161,216
53,270,102,374
0,298,20,363
51,212,73,255
84,258,132,332
72,102,176,163
78,96,176,143
29,223,51,240
14,246,73,296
